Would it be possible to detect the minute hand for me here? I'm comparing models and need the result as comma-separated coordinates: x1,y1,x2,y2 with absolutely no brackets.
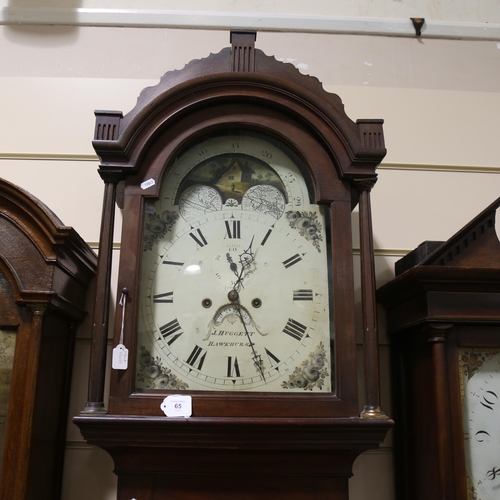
234,300,265,381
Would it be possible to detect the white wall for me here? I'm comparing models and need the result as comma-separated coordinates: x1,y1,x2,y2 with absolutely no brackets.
0,16,499,500
1,0,500,22
1,0,498,20
1,1,499,39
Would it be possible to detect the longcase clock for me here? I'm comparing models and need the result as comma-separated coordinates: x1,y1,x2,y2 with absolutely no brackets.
0,177,97,499
378,197,500,500
75,31,393,499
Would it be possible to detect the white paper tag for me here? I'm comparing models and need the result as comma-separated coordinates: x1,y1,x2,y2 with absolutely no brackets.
141,178,155,190
160,395,192,417
112,343,129,370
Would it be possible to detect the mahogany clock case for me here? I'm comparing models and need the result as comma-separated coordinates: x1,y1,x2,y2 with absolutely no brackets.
75,32,393,500
80,31,389,420
378,197,500,500
0,178,97,500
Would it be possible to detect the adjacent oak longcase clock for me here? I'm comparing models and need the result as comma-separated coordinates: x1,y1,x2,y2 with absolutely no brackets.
378,197,500,500
75,32,393,499
0,178,97,500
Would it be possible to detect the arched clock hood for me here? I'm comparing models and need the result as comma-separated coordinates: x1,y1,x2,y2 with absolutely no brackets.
92,32,386,195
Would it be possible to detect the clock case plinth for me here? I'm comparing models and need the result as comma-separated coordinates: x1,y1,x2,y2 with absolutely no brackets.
75,31,392,499
378,197,500,500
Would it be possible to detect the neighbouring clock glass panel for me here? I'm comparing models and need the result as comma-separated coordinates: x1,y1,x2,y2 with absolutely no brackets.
460,348,500,500
0,328,16,474
136,129,334,393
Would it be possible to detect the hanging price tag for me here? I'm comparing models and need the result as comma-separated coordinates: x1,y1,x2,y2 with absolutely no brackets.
112,343,129,370
160,395,192,417
112,288,129,370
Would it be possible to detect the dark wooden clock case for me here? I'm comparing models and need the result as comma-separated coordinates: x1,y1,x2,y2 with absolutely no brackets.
0,178,97,499
378,197,500,500
75,32,393,499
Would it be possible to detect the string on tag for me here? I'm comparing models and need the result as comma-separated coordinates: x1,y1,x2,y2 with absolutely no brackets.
119,287,128,345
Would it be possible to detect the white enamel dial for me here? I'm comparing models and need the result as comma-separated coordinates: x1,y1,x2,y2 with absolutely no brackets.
461,349,500,499
136,130,332,392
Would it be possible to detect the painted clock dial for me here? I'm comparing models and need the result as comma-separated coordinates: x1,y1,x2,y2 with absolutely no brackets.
460,348,500,499
136,130,333,392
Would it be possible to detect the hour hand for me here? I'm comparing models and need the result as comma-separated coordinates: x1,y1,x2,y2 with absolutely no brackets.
239,236,255,269
226,253,238,275
235,236,256,283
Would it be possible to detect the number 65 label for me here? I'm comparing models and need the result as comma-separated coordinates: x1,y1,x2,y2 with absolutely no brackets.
160,395,192,417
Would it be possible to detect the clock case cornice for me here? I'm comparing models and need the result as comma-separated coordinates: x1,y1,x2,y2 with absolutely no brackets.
92,33,386,201
378,196,500,335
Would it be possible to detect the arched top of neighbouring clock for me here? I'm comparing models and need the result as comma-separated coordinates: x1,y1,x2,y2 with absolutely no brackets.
92,31,386,186
0,177,97,314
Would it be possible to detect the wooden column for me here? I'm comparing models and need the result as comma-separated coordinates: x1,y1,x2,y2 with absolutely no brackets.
427,323,455,499
356,178,387,418
82,175,120,414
